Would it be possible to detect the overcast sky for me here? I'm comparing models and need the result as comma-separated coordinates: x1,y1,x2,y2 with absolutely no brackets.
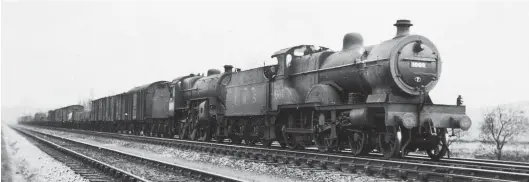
2,0,529,123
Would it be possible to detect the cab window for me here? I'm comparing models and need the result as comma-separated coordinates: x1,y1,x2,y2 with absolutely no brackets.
263,57,279,79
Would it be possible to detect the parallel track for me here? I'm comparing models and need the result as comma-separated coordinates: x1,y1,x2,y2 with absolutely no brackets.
257,142,529,171
12,126,148,182
361,153,529,173
407,154,529,166
12,126,244,182
24,125,529,182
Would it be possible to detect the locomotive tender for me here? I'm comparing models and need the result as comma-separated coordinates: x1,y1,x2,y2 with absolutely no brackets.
22,20,471,161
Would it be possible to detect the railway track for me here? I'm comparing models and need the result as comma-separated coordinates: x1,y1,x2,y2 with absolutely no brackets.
19,137,119,182
11,126,244,182
407,154,529,167
269,144,529,174
11,126,147,182
401,154,529,173
23,125,529,182
243,141,529,172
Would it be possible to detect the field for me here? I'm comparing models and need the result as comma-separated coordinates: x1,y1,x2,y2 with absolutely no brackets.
448,140,529,161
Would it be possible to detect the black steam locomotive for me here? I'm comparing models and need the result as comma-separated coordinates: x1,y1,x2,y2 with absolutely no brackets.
20,20,471,161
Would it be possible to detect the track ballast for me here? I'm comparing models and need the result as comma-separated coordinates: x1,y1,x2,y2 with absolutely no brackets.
21,125,529,182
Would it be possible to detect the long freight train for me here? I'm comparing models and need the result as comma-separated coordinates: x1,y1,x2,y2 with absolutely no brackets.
19,20,471,161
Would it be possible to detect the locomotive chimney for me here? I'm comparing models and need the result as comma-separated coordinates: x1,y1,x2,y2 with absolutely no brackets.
394,19,413,38
224,65,233,73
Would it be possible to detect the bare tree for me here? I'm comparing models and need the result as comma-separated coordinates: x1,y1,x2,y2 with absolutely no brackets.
479,106,529,160
446,129,469,158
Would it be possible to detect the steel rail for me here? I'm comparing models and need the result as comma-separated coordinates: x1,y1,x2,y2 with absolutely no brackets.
267,143,529,173
407,153,529,166
11,126,150,182
40,125,529,173
24,125,529,182
363,152,529,172
15,126,245,182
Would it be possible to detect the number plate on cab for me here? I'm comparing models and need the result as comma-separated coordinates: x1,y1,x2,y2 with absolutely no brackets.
410,62,426,68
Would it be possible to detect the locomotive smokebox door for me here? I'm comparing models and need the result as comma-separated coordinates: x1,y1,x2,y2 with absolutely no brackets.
397,40,437,86
389,35,441,95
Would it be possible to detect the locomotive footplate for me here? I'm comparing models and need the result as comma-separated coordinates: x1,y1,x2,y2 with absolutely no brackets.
281,128,313,134
279,103,471,130
409,135,439,150
385,104,471,130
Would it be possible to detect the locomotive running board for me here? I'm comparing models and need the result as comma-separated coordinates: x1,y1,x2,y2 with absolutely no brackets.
278,102,463,111
282,128,314,134
278,103,469,129
278,102,386,110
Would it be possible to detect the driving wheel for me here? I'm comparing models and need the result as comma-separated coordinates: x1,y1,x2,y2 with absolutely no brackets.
348,131,370,156
427,129,448,161
378,126,401,158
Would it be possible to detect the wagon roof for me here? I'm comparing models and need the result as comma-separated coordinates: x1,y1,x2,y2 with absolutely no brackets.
170,74,196,84
54,104,84,111
34,112,47,116
96,92,126,99
128,80,169,92
65,104,83,109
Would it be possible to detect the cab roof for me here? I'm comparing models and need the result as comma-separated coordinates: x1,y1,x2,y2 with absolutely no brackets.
271,45,330,58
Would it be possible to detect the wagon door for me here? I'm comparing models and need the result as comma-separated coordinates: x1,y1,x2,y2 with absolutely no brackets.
132,93,138,120
145,88,154,119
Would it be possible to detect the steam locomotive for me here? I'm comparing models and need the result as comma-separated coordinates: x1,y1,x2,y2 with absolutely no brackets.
20,20,471,161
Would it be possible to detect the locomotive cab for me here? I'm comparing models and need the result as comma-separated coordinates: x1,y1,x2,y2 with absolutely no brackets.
271,45,330,79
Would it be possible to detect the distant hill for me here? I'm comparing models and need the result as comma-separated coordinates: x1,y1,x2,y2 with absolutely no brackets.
464,100,529,141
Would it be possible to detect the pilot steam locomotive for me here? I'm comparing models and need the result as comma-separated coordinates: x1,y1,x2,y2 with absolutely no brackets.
20,20,471,161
